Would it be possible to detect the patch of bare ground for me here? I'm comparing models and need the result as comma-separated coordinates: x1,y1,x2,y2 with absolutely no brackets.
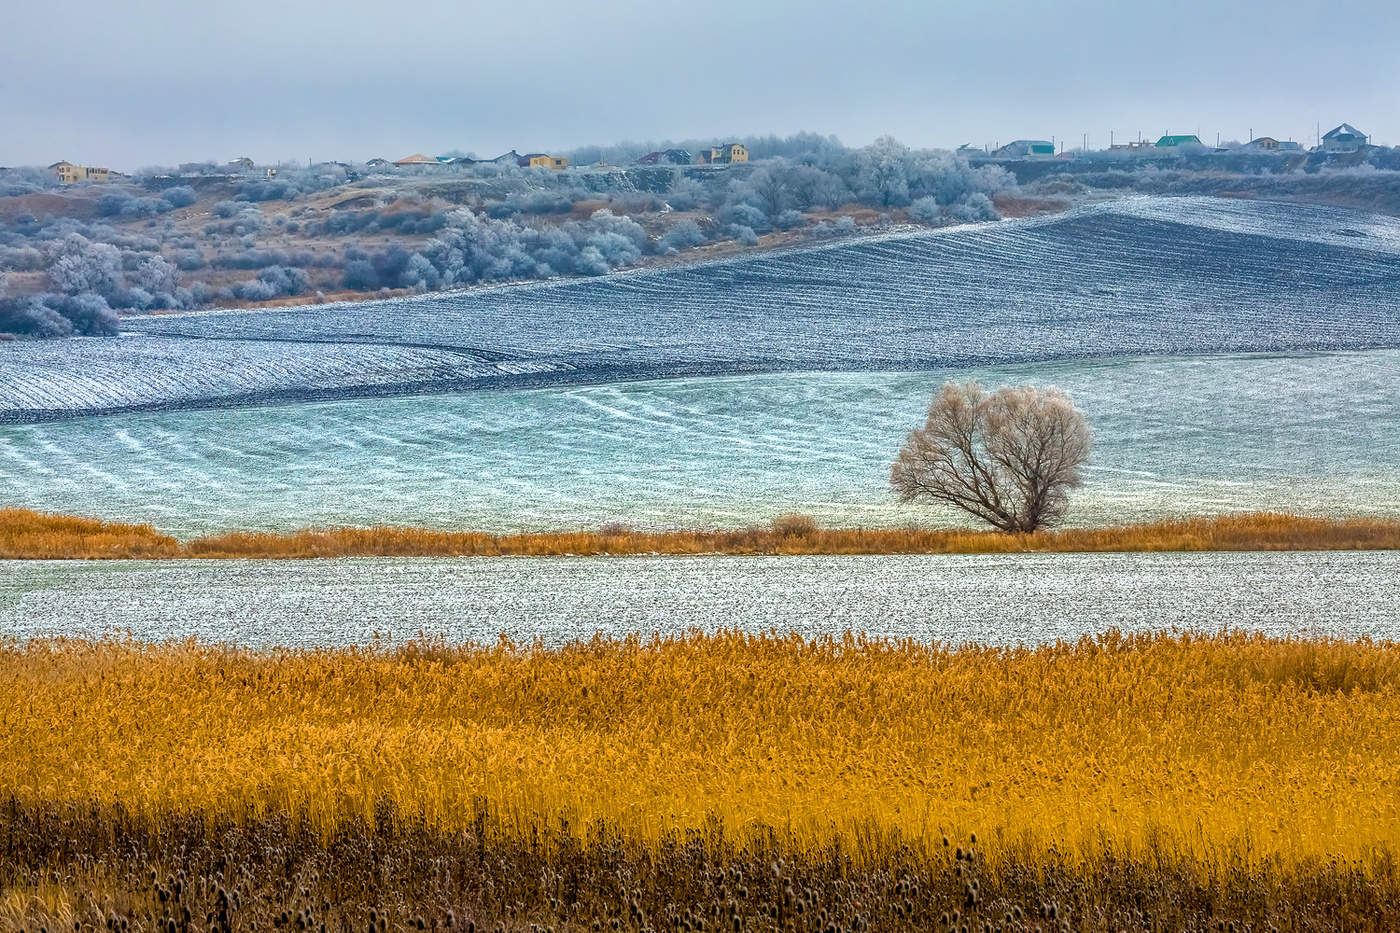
992,193,1072,217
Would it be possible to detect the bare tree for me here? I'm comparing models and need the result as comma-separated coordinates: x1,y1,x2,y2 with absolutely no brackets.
891,381,1092,533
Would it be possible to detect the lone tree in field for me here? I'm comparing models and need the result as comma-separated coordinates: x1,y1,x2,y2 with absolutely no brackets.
891,381,1092,533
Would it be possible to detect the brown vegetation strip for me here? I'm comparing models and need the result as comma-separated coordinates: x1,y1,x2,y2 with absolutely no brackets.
3,507,1399,559
0,508,180,559
3,800,1395,933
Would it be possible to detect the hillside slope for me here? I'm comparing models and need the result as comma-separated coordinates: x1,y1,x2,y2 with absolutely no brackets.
3,196,1400,420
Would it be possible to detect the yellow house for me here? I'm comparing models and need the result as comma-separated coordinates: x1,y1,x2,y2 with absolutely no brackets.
49,161,111,184
698,143,748,165
518,153,568,170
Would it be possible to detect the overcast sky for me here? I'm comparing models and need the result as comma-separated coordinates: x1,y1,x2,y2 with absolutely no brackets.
3,0,1396,169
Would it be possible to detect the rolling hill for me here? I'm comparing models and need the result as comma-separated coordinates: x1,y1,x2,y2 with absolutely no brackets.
3,196,1399,420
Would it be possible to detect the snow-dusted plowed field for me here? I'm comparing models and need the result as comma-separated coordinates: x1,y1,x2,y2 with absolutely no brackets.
0,337,569,418
4,197,1400,420
2,350,1395,537
2,550,1395,648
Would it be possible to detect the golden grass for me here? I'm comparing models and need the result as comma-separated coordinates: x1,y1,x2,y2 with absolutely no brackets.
0,508,178,559
187,511,1400,557
3,508,1399,558
5,632,1400,871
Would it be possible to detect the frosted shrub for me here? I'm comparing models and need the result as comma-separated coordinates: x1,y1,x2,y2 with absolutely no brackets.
909,197,941,224
945,193,999,223
727,224,759,246
235,266,309,301
721,202,770,233
657,220,706,253
774,209,805,230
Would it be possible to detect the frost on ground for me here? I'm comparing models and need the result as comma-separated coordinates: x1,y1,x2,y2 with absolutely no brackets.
2,551,1396,649
3,197,1400,420
2,352,1396,538
0,337,568,416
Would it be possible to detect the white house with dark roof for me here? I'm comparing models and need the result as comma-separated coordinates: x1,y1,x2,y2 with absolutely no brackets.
1322,124,1368,153
1240,137,1302,153
991,140,1055,159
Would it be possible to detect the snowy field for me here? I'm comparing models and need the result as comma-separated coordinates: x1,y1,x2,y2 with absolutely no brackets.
1,195,1397,538
3,197,1400,420
0,337,570,420
1,551,1394,648
1,349,1396,536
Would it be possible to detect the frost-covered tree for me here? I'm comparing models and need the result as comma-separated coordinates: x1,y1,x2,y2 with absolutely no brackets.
0,166,59,196
0,295,71,337
742,161,795,216
0,246,44,271
47,234,125,298
134,255,181,295
45,293,119,335
855,136,913,207
403,253,440,290
412,206,658,286
665,177,708,211
0,292,117,337
583,209,647,252
786,164,850,210
234,266,309,301
891,381,1092,533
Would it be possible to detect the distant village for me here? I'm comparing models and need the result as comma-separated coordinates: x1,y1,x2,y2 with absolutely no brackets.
380,143,748,171
39,144,750,186
963,123,1372,161
33,123,1387,185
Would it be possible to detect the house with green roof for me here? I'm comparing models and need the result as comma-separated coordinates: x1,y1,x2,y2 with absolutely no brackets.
1155,134,1204,150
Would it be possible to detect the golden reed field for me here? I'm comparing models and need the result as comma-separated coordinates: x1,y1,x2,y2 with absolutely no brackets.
2,507,1400,558
4,633,1400,930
